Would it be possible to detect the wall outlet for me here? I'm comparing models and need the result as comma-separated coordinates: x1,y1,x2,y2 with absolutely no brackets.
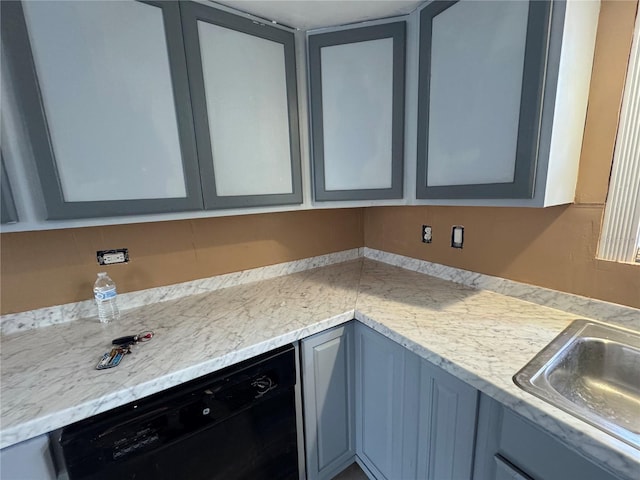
451,226,464,249
97,248,129,265
422,225,432,243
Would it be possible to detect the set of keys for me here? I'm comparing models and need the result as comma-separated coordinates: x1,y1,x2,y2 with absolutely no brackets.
96,346,130,370
95,331,154,370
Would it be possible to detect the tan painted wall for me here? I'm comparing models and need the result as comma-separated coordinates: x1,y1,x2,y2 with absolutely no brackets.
365,0,640,309
364,205,639,307
575,0,639,204
0,209,364,314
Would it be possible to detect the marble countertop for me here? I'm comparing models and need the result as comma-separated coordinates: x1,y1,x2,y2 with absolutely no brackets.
1,259,638,479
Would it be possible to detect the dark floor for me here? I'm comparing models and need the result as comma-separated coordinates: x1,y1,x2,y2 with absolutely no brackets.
331,462,369,480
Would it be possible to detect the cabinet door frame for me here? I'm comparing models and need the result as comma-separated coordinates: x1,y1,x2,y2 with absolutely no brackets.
301,323,356,480
1,154,19,224
355,323,406,480
308,22,406,201
180,1,302,210
1,0,204,219
416,0,551,199
416,358,478,480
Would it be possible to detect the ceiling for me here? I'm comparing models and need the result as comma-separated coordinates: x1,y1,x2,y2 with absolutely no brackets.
217,1,425,30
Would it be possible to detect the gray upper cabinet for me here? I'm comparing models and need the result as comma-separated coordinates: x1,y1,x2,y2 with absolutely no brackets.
1,0,303,222
301,323,355,480
180,2,302,209
309,23,406,202
1,0,599,227
1,0,203,219
1,155,19,224
416,0,550,200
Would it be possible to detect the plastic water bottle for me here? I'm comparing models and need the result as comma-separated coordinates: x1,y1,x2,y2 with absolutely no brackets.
94,272,120,324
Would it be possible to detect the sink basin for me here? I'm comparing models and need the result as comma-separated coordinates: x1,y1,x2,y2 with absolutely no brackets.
514,320,640,450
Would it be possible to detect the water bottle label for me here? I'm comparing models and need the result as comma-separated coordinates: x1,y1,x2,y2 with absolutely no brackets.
95,288,117,301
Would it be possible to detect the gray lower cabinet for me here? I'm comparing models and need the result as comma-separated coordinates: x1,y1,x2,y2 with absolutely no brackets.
355,323,407,479
354,323,478,480
0,434,56,480
412,356,478,480
473,394,623,480
301,323,356,480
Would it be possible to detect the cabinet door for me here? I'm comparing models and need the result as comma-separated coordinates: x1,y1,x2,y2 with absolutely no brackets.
0,434,56,480
473,394,621,480
416,0,551,199
309,22,405,201
416,359,478,480
499,407,621,480
1,155,18,224
180,2,302,210
1,0,203,219
302,323,355,480
355,324,405,480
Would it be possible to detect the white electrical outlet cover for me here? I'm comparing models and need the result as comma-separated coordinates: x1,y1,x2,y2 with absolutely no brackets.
103,253,126,264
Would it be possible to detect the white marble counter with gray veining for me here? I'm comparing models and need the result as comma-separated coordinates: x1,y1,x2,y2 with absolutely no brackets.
1,257,639,479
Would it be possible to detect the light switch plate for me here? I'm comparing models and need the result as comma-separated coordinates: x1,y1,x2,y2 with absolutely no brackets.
451,226,464,249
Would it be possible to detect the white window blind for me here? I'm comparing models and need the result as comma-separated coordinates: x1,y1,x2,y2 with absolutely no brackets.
598,9,640,263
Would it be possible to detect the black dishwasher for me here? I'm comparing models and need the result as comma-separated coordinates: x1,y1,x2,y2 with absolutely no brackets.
52,345,299,480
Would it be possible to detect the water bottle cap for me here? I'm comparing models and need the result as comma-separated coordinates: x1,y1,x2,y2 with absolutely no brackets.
98,272,107,277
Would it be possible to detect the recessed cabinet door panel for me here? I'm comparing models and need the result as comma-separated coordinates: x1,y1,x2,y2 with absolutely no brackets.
181,2,302,209
428,0,528,187
321,38,394,191
2,0,203,218
309,23,405,201
198,24,292,196
416,0,551,199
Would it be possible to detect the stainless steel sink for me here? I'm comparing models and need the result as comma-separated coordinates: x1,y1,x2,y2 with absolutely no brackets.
514,320,640,450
